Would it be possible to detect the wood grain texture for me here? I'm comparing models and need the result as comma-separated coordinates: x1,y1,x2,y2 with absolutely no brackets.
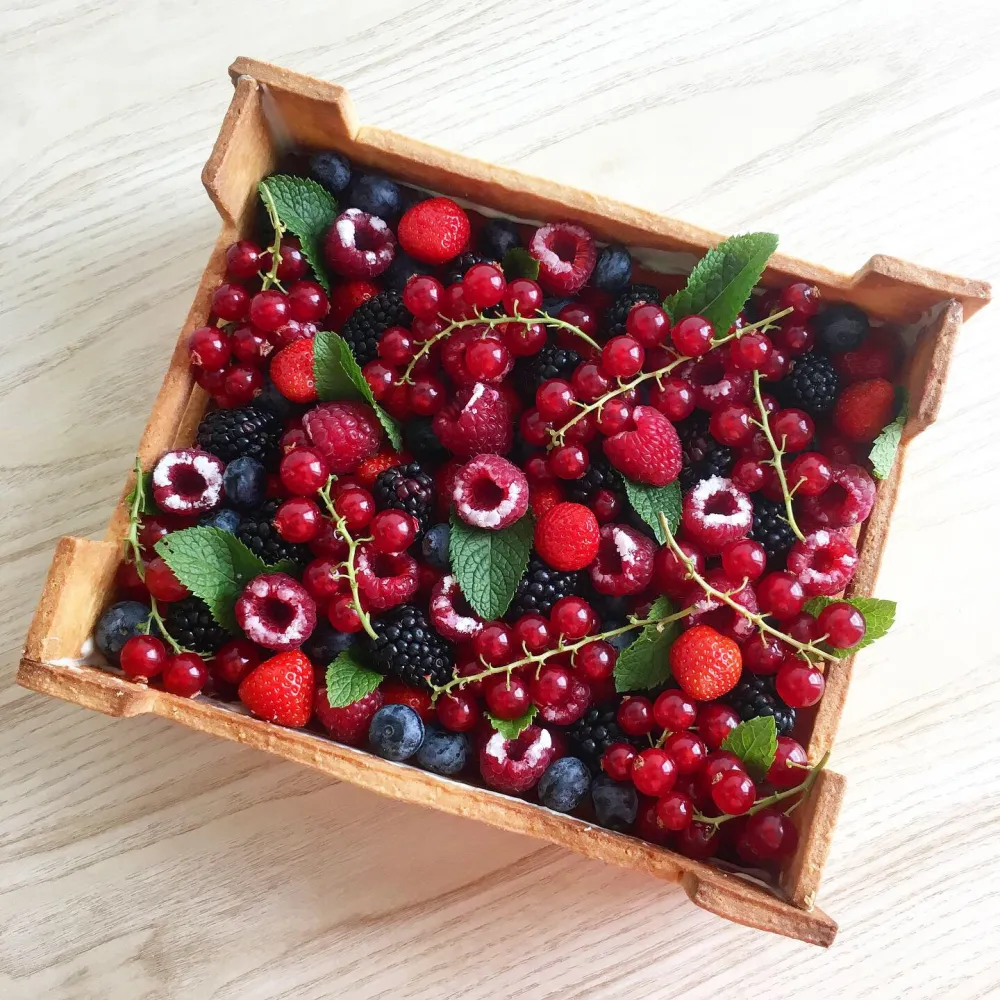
1,0,999,997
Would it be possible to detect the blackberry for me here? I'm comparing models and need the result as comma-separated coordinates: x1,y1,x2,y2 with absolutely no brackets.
567,698,636,772
442,250,498,287
604,283,660,336
366,605,454,691
676,411,734,490
725,673,796,737
236,498,311,566
780,352,840,416
402,417,449,465
507,554,584,620
750,497,797,564
340,289,411,366
196,405,282,468
564,450,624,504
165,596,232,654
514,342,581,397
372,462,435,532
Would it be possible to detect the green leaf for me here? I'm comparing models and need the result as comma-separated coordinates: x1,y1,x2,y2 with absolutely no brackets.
312,331,403,450
869,388,909,479
154,527,272,631
803,596,897,657
502,247,540,281
487,704,538,740
664,232,779,335
613,596,680,692
623,478,682,541
325,651,383,708
125,470,155,516
721,717,778,781
449,512,534,621
259,175,337,291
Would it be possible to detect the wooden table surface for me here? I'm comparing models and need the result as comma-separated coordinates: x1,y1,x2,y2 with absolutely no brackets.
2,1,999,996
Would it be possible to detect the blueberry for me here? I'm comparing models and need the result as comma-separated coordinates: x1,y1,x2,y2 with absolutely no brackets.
590,773,639,830
592,245,633,292
223,456,267,510
814,303,870,353
309,151,352,195
383,250,435,292
537,757,591,812
346,173,402,222
369,704,425,761
94,601,151,665
416,726,469,776
302,621,357,664
479,217,521,259
421,523,451,571
199,508,242,534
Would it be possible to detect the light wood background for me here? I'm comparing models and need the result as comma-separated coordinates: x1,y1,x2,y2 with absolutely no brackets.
2,1,999,997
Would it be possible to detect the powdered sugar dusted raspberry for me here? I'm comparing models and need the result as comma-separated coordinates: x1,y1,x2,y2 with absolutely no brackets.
480,725,555,793
603,405,682,486
324,208,395,278
590,523,656,595
433,382,513,458
787,529,858,596
355,545,420,610
303,400,384,474
528,222,597,296
681,477,753,553
429,574,485,641
452,454,528,529
235,573,318,651
151,449,225,514
800,463,876,529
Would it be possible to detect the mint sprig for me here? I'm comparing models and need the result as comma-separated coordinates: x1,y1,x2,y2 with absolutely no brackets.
449,512,534,621
613,595,679,692
721,717,778,781
487,704,538,740
664,232,779,335
804,595,897,657
259,175,337,291
326,651,382,708
502,247,540,281
869,388,909,479
313,331,402,449
624,478,681,542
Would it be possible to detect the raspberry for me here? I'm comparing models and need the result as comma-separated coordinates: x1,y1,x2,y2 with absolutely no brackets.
479,725,556,793
684,569,759,644
603,405,682,487
238,650,315,727
452,454,529,529
235,572,318,651
354,545,420,610
151,449,225,515
589,523,656,596
800,463,876,528
534,502,600,571
270,338,317,404
669,624,742,701
314,686,384,745
787,529,858,596
324,208,396,278
681,476,753,553
397,197,471,265
429,573,485,642
302,400,384,474
528,222,597,296
355,451,406,488
433,382,514,458
832,377,896,443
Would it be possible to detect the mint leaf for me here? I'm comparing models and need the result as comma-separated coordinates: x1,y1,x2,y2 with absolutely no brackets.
803,596,897,657
449,512,533,621
721,717,778,781
259,175,337,291
502,247,540,281
624,478,681,541
125,470,155,516
869,388,909,480
326,651,383,708
613,595,680,692
487,704,537,740
312,331,402,450
664,232,779,336
155,527,271,631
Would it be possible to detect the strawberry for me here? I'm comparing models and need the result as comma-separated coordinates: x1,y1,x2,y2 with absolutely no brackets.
832,329,900,384
669,625,742,701
355,450,408,488
238,650,315,727
603,405,682,486
433,382,514,458
270,338,317,404
832,378,896,443
380,679,435,722
534,502,600,571
398,198,471,265
327,280,380,331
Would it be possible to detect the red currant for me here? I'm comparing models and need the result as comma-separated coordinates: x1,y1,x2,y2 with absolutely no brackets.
287,280,329,322
328,593,363,632
213,639,259,686
779,282,821,319
721,538,767,581
519,409,553,447
788,452,833,497
536,379,576,421
144,557,189,602
631,748,677,797
729,332,772,371
502,278,543,316
362,360,395,400
377,327,414,366
711,768,756,815
773,323,814,355
573,640,616,681
655,791,694,831
370,509,418,554
230,325,272,367
758,346,790,381
463,263,506,309
483,673,530,719
596,399,632,435
550,596,595,640
474,623,514,666
407,375,445,416
757,571,806,619
437,691,479,732
503,321,547,356
770,409,814,451
601,336,644,378
557,302,598,338
249,289,291,332
653,690,697,731
671,315,714,356
549,444,589,480
571,361,612,402
212,282,250,322
163,652,209,697
222,365,264,406
274,497,322,542
663,731,708,774
617,695,654,736
817,601,866,648
626,303,671,347
744,808,799,862
403,275,445,319
775,659,826,707
649,377,696,421
709,404,754,447
767,736,809,788
731,454,767,492
563,410,598,445
138,518,172,557
188,326,231,371
697,703,740,750
786,611,820,644
333,487,375,532
592,488,620,522
465,337,509,380
512,614,552,654
676,821,721,860
279,448,329,496
120,634,167,680
225,239,263,280
653,540,705,597
273,238,308,282
741,632,790,675
601,742,636,781
303,557,343,602
530,664,572,708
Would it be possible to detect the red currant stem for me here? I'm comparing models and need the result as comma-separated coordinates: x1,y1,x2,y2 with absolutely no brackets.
317,477,379,641
751,370,806,543
396,310,599,385
257,182,287,293
692,749,830,826
139,595,187,656
657,513,836,664
710,305,794,346
429,605,696,700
